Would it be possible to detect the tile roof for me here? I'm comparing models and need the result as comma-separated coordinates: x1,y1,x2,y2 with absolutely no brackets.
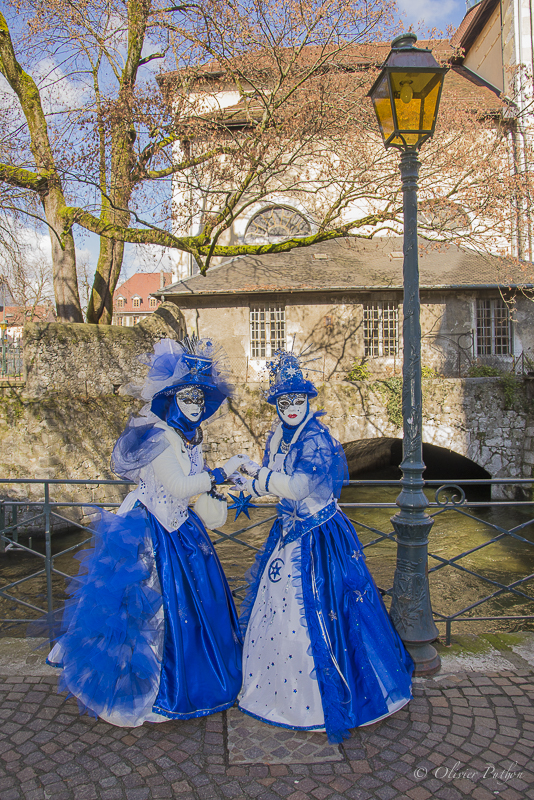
451,0,499,53
1,305,55,327
160,38,504,122
114,272,173,310
157,238,532,298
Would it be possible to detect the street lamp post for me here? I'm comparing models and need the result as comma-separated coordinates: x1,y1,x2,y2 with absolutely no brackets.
368,34,447,676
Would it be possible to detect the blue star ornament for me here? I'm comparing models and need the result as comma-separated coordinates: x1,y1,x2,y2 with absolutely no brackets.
227,491,258,521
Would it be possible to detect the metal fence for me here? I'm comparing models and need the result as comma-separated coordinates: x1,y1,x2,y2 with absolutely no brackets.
0,339,23,377
0,477,533,646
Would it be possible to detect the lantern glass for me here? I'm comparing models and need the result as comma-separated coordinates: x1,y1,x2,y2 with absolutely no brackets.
370,73,395,143
368,36,447,150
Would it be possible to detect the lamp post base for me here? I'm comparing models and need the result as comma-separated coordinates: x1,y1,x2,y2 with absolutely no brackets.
405,641,441,677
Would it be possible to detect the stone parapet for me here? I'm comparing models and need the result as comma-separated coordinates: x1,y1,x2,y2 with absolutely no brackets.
23,302,185,398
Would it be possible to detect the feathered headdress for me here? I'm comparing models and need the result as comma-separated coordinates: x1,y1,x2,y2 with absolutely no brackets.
123,336,233,422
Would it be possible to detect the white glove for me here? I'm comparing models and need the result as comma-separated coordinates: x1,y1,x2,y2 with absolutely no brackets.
228,471,248,489
239,460,261,478
223,454,252,476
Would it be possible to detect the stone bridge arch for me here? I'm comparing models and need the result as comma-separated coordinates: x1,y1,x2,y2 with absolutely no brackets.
341,437,491,483
319,379,533,487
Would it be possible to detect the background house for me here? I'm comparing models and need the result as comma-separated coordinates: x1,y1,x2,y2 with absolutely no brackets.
155,237,534,381
452,0,534,261
112,271,172,327
0,278,55,341
163,35,506,284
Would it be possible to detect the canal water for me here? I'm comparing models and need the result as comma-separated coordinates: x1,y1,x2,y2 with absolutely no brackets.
1,480,533,639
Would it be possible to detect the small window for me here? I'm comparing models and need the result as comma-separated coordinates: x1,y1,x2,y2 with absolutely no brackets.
250,306,286,358
364,303,399,357
133,316,140,325
476,299,512,356
132,297,141,308
116,297,125,308
149,297,157,308
117,316,123,326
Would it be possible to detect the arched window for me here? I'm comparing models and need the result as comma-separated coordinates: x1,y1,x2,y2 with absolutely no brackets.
116,297,125,308
244,206,311,244
132,296,141,308
419,200,470,233
149,297,157,308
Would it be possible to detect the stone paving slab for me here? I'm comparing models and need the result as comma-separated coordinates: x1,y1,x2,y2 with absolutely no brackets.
227,707,343,764
0,666,533,799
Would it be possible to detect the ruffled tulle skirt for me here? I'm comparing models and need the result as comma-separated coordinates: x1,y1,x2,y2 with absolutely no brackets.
48,505,242,726
238,510,414,743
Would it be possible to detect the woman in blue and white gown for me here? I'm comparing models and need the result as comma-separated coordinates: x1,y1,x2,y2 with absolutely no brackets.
237,351,414,743
48,338,249,727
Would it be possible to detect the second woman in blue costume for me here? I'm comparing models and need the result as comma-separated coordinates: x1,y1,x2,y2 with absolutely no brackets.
237,350,414,743
48,337,250,726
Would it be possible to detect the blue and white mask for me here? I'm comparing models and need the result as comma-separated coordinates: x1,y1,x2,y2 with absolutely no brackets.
276,393,308,427
175,387,205,422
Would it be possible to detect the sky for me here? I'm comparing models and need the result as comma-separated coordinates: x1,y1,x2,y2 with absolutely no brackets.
397,0,468,34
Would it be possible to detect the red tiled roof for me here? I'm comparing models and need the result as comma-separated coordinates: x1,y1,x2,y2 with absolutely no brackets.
161,37,503,127
113,272,173,311
0,305,55,327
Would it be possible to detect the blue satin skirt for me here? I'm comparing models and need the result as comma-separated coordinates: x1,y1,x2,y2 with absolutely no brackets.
239,510,414,742
149,509,242,718
49,506,242,723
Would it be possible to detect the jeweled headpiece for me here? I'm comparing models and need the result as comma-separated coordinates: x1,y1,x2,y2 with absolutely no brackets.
265,348,319,405
123,336,233,422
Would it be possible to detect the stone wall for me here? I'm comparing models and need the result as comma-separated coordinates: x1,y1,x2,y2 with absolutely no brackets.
175,290,534,382
1,326,532,529
24,303,185,397
201,376,534,496
0,304,184,529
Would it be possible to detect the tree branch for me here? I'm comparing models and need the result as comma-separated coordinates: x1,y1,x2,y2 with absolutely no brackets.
0,162,52,193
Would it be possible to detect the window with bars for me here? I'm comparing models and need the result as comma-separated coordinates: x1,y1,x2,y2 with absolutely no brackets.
476,299,512,356
250,306,286,358
363,303,399,357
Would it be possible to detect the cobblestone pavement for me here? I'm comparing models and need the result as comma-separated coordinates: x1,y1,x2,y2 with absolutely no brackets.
0,669,533,800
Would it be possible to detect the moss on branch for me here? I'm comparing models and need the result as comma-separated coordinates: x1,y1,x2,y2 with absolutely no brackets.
0,162,52,192
62,204,390,273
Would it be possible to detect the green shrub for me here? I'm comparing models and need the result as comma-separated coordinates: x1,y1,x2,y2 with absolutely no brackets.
374,377,403,428
346,362,371,382
467,364,502,377
421,366,438,378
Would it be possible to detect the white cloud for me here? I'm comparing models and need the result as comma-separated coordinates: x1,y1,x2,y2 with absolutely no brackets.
34,58,90,115
122,243,178,281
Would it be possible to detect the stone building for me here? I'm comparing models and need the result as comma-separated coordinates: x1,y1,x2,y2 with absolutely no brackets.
161,37,505,283
155,236,534,382
453,0,534,260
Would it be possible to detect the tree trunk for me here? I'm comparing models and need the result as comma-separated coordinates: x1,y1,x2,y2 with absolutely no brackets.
86,236,125,325
42,187,83,322
86,0,150,324
0,13,83,323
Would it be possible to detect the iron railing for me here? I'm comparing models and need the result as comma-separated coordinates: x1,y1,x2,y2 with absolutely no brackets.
0,338,23,377
1,477,533,646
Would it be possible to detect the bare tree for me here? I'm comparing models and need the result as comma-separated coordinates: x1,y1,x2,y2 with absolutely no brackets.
0,0,528,325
